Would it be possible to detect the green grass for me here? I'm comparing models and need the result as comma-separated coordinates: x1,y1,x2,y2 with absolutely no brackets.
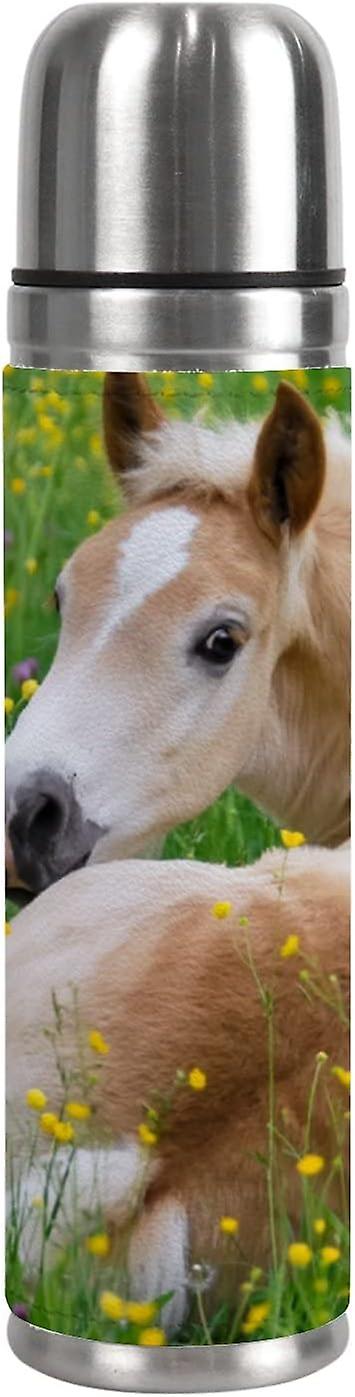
4,366,350,1343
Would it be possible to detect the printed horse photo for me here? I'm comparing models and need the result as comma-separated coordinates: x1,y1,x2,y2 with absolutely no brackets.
5,369,350,1343
6,376,350,895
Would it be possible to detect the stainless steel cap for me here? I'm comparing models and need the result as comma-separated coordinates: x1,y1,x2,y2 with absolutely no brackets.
14,1,344,289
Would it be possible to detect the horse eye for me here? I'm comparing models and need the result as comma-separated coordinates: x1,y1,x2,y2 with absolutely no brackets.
53,586,61,614
195,626,239,666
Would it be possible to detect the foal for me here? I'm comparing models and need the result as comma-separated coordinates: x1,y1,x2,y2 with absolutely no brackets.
6,377,350,892
7,842,349,1330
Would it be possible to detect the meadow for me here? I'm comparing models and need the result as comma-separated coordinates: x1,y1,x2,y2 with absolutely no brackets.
4,365,350,1344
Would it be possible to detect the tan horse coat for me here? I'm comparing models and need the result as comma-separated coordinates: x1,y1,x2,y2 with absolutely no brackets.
7,843,349,1329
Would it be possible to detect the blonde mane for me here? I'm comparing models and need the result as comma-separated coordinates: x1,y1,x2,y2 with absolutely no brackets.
129,410,350,514
130,415,260,502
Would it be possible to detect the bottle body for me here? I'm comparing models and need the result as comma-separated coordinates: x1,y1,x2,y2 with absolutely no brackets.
5,360,350,1387
4,0,350,1386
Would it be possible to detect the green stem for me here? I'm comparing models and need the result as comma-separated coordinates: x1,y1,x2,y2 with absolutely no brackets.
196,1287,213,1346
277,849,289,899
304,1058,324,1153
266,1004,278,1271
324,1086,349,1223
228,1290,250,1345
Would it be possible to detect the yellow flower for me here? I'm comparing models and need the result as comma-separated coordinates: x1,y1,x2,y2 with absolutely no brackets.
320,1246,341,1266
48,423,64,448
291,370,308,391
40,1112,59,1136
138,1122,158,1147
31,1195,44,1210
30,376,44,390
26,1088,47,1111
331,1066,350,1089
88,1029,110,1055
53,1120,75,1144
212,901,232,919
188,1068,207,1091
288,1242,313,1268
86,509,101,528
46,390,62,409
89,433,103,456
39,465,54,478
161,383,175,399
4,698,14,716
37,413,58,434
251,374,269,393
4,364,15,376
313,1218,326,1236
21,679,39,701
240,1281,253,1294
5,587,21,614
138,1327,166,1347
125,1301,157,1325
100,1291,127,1321
220,1216,239,1236
66,1101,92,1121
324,376,341,398
241,1301,271,1334
313,1308,331,1326
314,1278,328,1295
5,920,12,936
16,426,37,445
280,830,306,848
25,558,39,575
199,373,213,389
86,1233,111,1257
10,477,26,495
280,934,300,959
296,1154,325,1178
36,413,51,431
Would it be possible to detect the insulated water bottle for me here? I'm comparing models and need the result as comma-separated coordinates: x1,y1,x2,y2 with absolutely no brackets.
5,4,350,1389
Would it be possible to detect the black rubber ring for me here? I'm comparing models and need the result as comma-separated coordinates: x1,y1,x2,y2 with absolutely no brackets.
12,267,346,290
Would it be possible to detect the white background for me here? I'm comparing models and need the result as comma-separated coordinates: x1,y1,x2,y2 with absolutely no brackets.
0,1,353,1394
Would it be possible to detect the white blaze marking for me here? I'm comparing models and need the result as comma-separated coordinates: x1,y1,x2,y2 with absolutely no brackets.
98,507,198,646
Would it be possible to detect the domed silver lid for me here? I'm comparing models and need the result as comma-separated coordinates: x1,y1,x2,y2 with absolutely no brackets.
13,2,344,289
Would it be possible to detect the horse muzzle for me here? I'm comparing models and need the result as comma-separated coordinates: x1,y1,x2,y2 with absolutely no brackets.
5,769,104,897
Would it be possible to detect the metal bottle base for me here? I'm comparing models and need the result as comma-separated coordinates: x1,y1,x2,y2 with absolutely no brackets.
8,1313,348,1391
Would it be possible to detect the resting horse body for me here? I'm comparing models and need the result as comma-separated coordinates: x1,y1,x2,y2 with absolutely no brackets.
7,843,349,1332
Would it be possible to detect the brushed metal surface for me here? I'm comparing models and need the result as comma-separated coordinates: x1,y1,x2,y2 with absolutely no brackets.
8,1313,349,1391
16,3,343,278
8,283,349,370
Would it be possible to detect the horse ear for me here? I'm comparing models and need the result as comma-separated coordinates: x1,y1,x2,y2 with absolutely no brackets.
248,382,326,544
103,373,164,483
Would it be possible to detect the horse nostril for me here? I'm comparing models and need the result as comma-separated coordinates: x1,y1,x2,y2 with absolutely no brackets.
7,771,74,891
6,768,103,894
27,791,67,850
